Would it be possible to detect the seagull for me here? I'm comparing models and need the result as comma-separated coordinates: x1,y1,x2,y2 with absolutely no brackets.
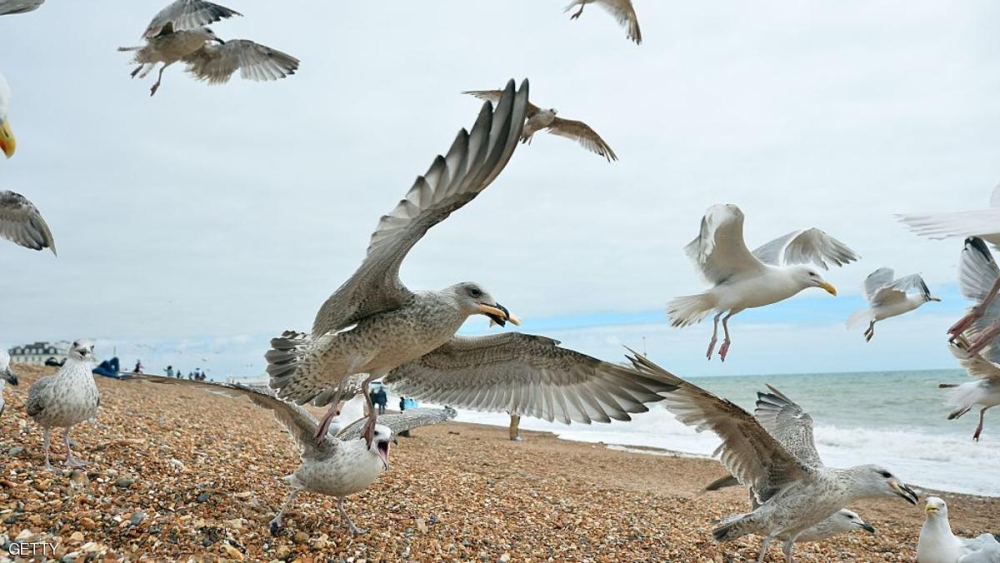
0,191,57,254
0,348,19,417
0,0,42,16
917,497,1000,563
627,351,918,563
897,182,1000,248
949,238,1000,358
26,340,100,469
847,268,939,342
940,344,1000,442
564,0,642,45
0,71,16,157
667,204,859,361
266,80,529,447
119,0,299,96
132,375,456,536
463,89,617,162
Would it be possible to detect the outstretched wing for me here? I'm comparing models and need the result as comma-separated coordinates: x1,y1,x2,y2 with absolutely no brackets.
384,333,678,424
897,183,1000,248
754,385,824,468
752,228,859,270
870,273,931,306
627,350,813,504
683,204,764,284
0,0,43,16
546,117,618,162
183,40,299,84
591,0,642,44
336,407,457,441
0,191,56,255
957,237,1000,341
143,0,241,39
463,89,540,116
311,79,529,337
862,268,895,302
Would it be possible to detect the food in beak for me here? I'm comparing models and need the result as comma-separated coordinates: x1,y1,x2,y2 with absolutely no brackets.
376,440,390,470
478,303,520,327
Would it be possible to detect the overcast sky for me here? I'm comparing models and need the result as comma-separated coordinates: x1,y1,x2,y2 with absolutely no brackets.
1,1,997,378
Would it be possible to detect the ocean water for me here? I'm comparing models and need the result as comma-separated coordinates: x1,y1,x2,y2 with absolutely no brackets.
434,369,1000,497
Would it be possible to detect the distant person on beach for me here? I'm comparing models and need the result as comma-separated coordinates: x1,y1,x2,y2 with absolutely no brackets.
508,411,522,442
165,366,174,378
398,396,411,437
134,360,143,374
374,386,388,415
188,371,194,380
93,357,121,379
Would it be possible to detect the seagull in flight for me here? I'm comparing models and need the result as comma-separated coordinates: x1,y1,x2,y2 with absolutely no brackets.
564,0,642,45
847,268,938,342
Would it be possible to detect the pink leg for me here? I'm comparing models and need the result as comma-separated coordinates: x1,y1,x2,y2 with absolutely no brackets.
718,313,734,362
962,320,1000,357
950,277,1000,337
706,312,723,360
313,391,345,440
973,407,988,441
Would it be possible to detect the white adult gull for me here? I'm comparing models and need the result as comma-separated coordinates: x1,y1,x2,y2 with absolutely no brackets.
940,343,1000,442
0,348,19,417
132,375,456,535
667,204,859,361
0,0,42,16
917,497,1000,563
0,190,57,254
267,80,529,445
119,0,299,96
847,268,939,342
564,0,642,45
0,71,16,158
627,351,918,563
898,182,1000,248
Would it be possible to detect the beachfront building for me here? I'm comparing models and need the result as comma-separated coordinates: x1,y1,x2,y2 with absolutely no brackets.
8,341,72,366
226,374,269,386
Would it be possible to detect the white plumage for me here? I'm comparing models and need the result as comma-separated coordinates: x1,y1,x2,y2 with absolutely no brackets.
0,71,16,158
917,497,1000,563
898,183,1000,248
0,348,19,417
847,268,938,341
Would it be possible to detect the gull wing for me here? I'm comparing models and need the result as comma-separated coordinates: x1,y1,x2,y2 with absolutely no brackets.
143,0,241,39
546,117,618,162
684,204,764,284
384,334,679,424
311,79,529,337
0,191,56,255
183,40,299,84
752,227,859,270
871,273,932,307
586,0,642,44
627,350,813,504
897,183,1000,248
336,407,457,441
0,0,43,16
958,237,1000,340
754,385,824,468
862,267,895,302
463,89,540,117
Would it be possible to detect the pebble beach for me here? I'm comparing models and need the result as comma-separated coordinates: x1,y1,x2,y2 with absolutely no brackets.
1,365,997,562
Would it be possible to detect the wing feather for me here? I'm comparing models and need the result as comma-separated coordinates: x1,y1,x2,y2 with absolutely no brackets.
0,0,43,16
684,204,764,284
183,40,299,85
336,407,457,441
143,0,241,39
463,89,540,117
754,385,824,468
752,228,859,270
0,191,56,255
545,117,618,162
593,0,642,44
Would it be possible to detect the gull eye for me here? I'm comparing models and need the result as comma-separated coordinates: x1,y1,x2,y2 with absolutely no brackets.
469,287,482,298
879,471,891,478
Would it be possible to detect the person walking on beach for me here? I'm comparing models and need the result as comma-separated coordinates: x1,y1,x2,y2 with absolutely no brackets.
165,365,174,378
134,360,143,374
374,386,388,415
508,411,522,442
398,396,412,437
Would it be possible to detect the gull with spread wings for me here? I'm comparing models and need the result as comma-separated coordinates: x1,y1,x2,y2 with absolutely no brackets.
668,204,859,361
941,343,1000,442
119,0,299,96
627,351,918,563
0,190,56,254
847,268,938,342
464,89,618,162
564,0,642,45
898,182,1000,248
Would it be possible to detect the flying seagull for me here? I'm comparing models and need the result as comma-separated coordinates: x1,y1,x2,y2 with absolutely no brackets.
949,238,1000,358
0,71,16,157
0,0,43,16
0,348,19,417
564,0,642,45
119,0,299,96
0,191,57,254
26,340,101,469
266,79,529,446
132,375,456,535
898,182,1000,248
463,89,617,162
627,351,917,563
917,497,1000,563
667,204,858,361
847,268,938,341
940,344,1000,442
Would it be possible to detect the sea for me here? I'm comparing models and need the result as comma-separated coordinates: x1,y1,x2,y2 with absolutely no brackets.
417,369,999,498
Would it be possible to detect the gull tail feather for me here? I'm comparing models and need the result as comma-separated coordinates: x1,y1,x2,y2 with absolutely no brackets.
712,513,754,542
846,308,873,330
666,293,716,327
118,46,142,52
941,382,980,419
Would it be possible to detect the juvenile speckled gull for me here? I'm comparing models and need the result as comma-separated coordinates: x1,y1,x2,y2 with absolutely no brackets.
627,351,917,563
0,190,57,254
26,340,100,469
667,204,858,361
266,80,530,446
119,0,299,96
133,375,456,536
847,268,939,342
0,71,16,157
463,89,618,162
0,0,42,16
949,238,1000,358
565,0,642,45
940,343,1000,442
897,182,1000,248
0,348,19,417
917,497,1000,563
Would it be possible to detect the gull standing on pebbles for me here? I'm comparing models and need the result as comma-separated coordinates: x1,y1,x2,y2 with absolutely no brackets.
564,0,642,45
0,348,19,417
0,191,57,254
917,497,1000,563
668,204,859,361
464,89,617,161
847,268,939,342
898,182,1000,248
940,344,1000,442
26,340,100,469
0,0,41,16
133,376,456,536
119,0,300,96
0,71,16,158
627,351,918,563
266,80,529,446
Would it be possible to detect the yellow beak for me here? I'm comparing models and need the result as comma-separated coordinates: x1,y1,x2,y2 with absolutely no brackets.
925,504,939,514
479,304,521,326
819,282,837,296
0,119,15,158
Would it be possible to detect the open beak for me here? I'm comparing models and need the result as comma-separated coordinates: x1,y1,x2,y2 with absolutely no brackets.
925,503,940,514
891,481,919,505
859,522,876,534
3,369,17,386
819,282,837,296
376,440,390,471
0,119,15,158
479,303,520,327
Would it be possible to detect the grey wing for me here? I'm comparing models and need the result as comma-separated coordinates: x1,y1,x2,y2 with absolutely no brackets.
336,407,457,441
0,0,43,15
683,204,764,285
958,535,1000,563
311,79,529,337
956,350,1000,384
958,238,1000,339
871,274,932,306
898,184,1000,247
627,350,812,504
143,0,241,39
545,117,618,162
183,40,299,84
0,191,56,255
754,384,824,468
384,333,679,424
463,89,540,116
595,0,642,44
752,228,860,270
25,376,55,418
862,268,895,301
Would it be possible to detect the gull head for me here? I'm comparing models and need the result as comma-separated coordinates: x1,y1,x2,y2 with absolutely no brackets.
924,497,948,519
0,118,15,158
792,266,837,296
369,424,395,471
450,282,520,327
68,339,97,363
840,510,876,534
198,27,225,45
856,465,918,505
